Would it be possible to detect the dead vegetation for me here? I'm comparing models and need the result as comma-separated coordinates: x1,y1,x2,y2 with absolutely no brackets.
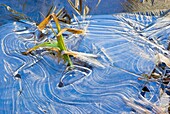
122,0,170,13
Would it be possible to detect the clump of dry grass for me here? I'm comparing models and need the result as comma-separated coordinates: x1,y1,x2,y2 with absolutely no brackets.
122,0,170,13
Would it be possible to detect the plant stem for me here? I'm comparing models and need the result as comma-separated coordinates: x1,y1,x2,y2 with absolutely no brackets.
52,14,73,67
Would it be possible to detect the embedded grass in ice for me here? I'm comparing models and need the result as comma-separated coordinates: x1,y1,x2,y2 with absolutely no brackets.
0,3,170,114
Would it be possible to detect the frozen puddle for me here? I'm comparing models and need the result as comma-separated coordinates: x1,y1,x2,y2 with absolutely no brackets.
0,11,170,113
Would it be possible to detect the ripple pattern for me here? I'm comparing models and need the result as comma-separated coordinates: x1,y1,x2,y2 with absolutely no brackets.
0,11,170,113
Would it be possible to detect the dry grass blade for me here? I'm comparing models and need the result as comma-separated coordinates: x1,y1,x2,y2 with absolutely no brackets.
75,55,105,68
155,53,170,68
45,5,57,18
75,0,79,9
79,0,83,14
63,50,98,58
56,8,71,24
122,0,170,13
67,0,81,15
62,50,104,68
83,5,90,16
57,28,84,36
74,0,82,12
0,4,33,22
96,0,101,8
67,0,90,16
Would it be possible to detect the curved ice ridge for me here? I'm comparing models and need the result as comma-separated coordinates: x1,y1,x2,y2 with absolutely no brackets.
0,12,170,113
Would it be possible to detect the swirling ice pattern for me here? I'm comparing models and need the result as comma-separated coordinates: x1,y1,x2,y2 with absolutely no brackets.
0,12,170,113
